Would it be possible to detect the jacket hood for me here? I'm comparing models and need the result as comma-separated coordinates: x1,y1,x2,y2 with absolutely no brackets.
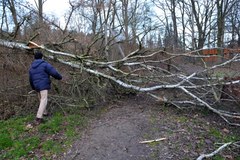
31,59,45,69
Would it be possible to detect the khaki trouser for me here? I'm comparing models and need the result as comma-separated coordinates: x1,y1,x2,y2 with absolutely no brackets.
36,90,48,118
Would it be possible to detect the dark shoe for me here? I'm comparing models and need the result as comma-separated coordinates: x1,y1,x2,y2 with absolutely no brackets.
35,118,44,125
26,118,44,129
43,113,50,117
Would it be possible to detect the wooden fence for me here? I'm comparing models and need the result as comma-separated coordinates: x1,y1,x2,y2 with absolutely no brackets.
202,48,240,62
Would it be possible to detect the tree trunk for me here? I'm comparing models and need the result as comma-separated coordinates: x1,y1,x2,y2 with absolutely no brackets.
171,0,178,50
38,0,43,24
7,0,20,38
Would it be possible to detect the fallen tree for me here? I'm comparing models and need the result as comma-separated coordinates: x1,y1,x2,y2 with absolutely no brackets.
0,39,240,126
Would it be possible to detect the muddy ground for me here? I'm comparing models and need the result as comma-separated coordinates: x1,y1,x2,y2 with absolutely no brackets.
61,93,240,160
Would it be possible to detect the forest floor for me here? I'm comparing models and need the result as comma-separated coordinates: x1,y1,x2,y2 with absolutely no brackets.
61,93,240,160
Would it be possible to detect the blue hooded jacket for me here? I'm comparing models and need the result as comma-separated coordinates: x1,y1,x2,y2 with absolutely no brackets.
29,59,62,92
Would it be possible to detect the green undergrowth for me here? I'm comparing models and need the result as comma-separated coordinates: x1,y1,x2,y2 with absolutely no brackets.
0,112,87,159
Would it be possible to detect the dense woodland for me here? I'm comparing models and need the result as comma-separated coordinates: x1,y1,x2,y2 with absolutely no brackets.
1,0,240,125
2,0,240,49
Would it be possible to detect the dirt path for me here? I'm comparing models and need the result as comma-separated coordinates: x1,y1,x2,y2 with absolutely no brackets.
64,94,158,160
62,94,239,160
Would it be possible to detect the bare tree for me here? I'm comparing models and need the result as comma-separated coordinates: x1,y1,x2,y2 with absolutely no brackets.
177,0,188,50
38,0,43,23
0,0,22,38
190,0,216,49
152,0,171,49
0,0,8,33
216,0,237,48
164,0,178,50
225,1,240,47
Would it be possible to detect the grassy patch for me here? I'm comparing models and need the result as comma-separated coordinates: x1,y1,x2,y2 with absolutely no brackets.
206,127,240,159
208,127,239,142
148,141,161,147
0,112,87,159
176,116,189,123
0,133,13,150
39,113,64,134
42,139,63,155
209,128,222,139
212,71,226,79
212,155,225,160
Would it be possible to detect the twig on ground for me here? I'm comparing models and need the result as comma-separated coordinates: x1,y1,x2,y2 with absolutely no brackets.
139,138,167,144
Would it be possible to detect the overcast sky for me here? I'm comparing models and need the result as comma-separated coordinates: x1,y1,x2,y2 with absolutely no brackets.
27,0,69,17
26,0,70,27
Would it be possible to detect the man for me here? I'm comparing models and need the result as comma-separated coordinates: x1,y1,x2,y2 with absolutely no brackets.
29,51,62,124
